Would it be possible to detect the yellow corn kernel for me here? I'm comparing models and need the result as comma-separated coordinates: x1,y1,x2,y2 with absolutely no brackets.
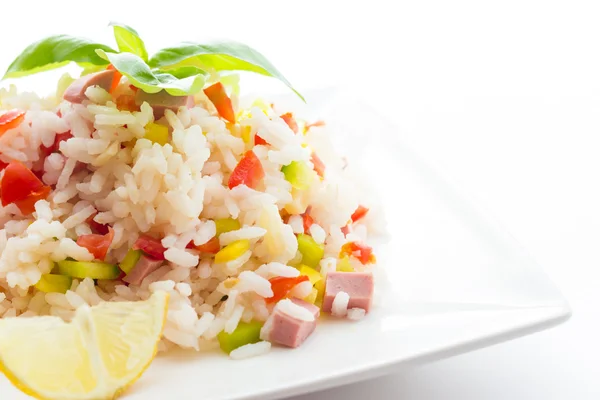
144,122,169,145
224,277,240,289
299,265,322,285
304,288,318,304
215,240,250,264
336,256,354,272
215,218,241,236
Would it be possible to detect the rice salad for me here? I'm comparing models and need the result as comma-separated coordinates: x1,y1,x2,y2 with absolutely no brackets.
0,25,380,361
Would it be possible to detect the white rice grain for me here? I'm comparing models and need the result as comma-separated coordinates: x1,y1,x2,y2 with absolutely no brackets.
277,299,315,322
229,341,271,360
347,308,366,321
331,291,350,317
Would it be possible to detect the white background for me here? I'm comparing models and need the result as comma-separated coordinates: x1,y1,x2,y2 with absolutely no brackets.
3,0,600,398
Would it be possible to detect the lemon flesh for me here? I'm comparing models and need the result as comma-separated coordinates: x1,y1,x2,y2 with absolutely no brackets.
0,291,168,400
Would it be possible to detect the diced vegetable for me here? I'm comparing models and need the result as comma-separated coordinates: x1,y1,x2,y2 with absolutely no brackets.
34,274,72,294
302,212,313,234
336,256,354,272
41,131,72,159
0,109,25,137
304,288,318,304
106,64,122,93
1,161,51,215
228,150,265,189
254,134,268,146
76,227,114,261
203,82,235,124
304,120,325,133
281,161,314,190
266,275,309,304
280,112,298,133
57,260,121,280
314,278,325,306
340,242,376,265
194,236,221,254
132,235,166,260
116,93,138,112
87,214,110,235
310,152,325,178
351,205,369,223
214,239,250,264
299,265,322,285
120,249,142,274
144,122,169,145
214,218,240,236
297,234,324,269
217,321,263,354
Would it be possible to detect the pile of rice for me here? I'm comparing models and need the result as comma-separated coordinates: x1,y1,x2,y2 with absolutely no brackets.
0,77,380,353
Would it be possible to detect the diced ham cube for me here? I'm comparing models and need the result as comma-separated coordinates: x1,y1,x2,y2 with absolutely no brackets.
322,272,374,314
123,254,163,286
134,90,192,119
267,298,320,348
63,70,116,104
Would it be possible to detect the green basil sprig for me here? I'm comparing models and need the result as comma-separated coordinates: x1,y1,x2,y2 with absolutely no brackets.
3,35,114,79
2,24,302,100
149,41,304,101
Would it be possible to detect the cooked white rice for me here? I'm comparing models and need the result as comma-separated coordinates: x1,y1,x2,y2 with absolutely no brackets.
0,76,380,356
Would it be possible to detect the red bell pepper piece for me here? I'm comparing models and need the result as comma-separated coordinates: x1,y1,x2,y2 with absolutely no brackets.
254,134,269,146
228,150,265,189
191,236,221,254
106,64,122,94
204,82,235,124
76,227,115,260
0,109,25,137
266,275,309,304
310,152,325,178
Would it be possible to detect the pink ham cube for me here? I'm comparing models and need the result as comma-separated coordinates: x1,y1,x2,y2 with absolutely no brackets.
322,272,374,314
268,298,320,348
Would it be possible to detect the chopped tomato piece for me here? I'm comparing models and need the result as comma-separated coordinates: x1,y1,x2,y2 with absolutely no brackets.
302,212,314,234
106,64,122,93
266,275,310,304
204,82,235,124
0,160,8,171
41,131,72,159
340,242,375,265
190,236,221,254
13,186,51,215
86,214,110,235
254,134,269,146
132,235,167,260
311,152,325,178
351,205,369,223
76,227,115,260
228,150,265,189
1,161,51,214
280,112,298,133
0,109,26,137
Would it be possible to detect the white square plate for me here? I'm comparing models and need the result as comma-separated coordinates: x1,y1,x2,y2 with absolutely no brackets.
2,88,570,400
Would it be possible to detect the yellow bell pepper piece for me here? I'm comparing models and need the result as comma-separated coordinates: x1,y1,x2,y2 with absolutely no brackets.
215,218,241,236
299,265,322,285
336,256,354,272
304,288,318,304
314,278,325,307
215,240,250,264
34,274,72,294
144,123,169,145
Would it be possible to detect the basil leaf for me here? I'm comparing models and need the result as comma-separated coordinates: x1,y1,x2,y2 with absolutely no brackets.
3,35,115,79
109,22,148,61
97,50,206,96
148,41,304,101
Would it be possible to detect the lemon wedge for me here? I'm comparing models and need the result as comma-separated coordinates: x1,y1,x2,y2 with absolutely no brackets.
0,291,168,400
